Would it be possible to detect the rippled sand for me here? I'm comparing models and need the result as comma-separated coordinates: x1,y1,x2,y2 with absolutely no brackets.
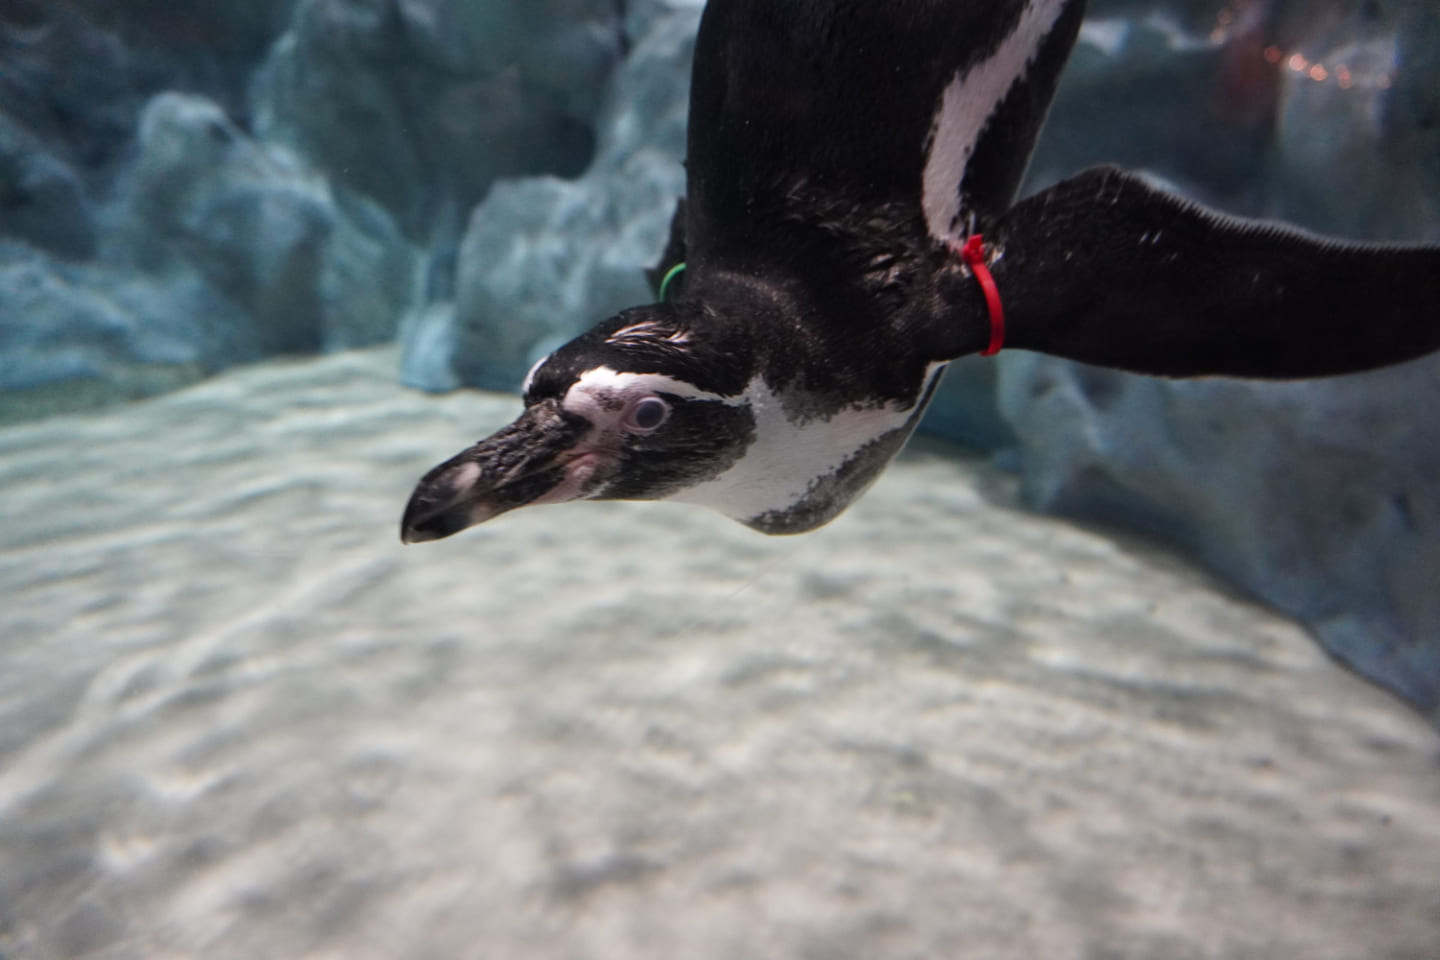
1,349,1437,960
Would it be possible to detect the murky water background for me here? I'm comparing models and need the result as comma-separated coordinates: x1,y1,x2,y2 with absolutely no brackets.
3,1,1439,956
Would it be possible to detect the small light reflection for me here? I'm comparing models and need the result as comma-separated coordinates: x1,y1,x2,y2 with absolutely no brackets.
1211,0,1398,93
1262,44,1394,93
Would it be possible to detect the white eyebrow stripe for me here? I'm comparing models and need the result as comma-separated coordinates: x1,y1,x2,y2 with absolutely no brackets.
567,366,742,405
605,322,692,347
520,353,550,395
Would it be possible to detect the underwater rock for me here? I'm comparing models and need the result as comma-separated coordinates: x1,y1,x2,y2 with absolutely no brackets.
1086,0,1228,23
1273,35,1405,238
106,94,327,355
623,0,708,40
998,0,1440,704
0,0,296,181
1032,0,1440,231
1025,7,1276,213
0,78,420,416
1273,26,1440,241
250,0,626,242
398,301,462,394
106,92,419,357
64,0,298,120
0,2,422,419
443,7,699,393
0,117,96,262
996,353,1440,712
0,2,144,178
0,2,136,266
320,187,424,352
0,241,254,419
923,359,1017,453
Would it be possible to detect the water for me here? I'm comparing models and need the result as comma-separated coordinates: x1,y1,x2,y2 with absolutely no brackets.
2,2,1438,957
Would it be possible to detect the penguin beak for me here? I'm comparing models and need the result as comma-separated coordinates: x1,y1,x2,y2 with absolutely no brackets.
400,399,593,543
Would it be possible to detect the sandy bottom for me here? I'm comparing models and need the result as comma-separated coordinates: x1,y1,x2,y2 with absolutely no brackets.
1,348,1437,960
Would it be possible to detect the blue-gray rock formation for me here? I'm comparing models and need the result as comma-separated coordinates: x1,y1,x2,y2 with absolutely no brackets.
250,0,627,241
105,93,420,356
997,353,1440,711
432,4,700,394
0,115,97,261
0,241,252,411
995,1,1440,712
0,0,639,415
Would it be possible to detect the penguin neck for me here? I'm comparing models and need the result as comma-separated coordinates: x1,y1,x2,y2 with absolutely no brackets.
684,265,822,390
688,264,935,412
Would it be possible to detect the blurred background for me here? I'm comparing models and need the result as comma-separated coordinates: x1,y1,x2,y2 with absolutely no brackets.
1,2,1438,957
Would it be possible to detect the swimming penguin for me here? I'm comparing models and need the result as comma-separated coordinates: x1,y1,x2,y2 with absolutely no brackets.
401,0,1440,543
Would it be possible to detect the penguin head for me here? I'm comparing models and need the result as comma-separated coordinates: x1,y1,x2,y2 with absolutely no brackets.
400,304,759,543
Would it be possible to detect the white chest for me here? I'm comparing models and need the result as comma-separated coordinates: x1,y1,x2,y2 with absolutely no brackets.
672,363,949,529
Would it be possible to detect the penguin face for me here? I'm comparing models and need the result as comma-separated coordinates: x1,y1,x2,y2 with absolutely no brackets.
533,366,758,505
400,307,757,543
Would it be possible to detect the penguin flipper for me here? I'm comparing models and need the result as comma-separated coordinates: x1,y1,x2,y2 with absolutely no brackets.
991,166,1440,378
685,0,1086,270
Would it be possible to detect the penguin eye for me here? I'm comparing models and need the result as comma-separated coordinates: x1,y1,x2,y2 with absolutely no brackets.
626,396,670,432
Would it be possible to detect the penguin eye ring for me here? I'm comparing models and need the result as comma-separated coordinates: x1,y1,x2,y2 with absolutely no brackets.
625,396,671,433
